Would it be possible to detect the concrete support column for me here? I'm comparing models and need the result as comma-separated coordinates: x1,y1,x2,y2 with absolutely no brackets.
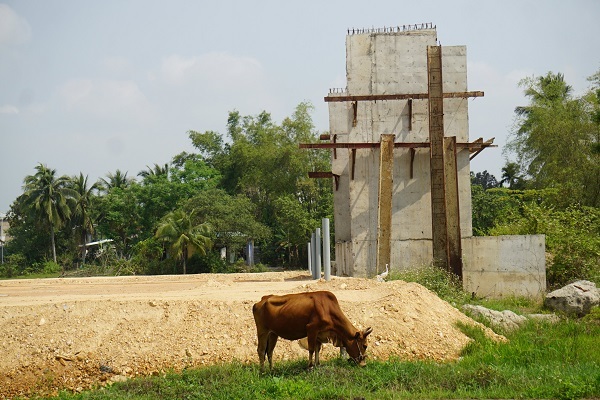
427,45,449,271
376,134,394,275
322,218,331,281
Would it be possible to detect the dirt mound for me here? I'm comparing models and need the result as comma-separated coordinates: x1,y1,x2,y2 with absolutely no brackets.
0,272,504,398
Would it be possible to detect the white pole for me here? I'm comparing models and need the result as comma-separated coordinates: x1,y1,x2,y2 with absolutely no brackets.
311,232,317,279
322,218,331,281
307,242,312,275
315,228,322,280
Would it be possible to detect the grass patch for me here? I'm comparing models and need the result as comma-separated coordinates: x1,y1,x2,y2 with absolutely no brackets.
389,264,471,306
48,317,599,400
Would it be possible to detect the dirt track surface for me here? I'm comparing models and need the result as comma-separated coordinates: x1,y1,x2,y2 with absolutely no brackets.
0,272,504,398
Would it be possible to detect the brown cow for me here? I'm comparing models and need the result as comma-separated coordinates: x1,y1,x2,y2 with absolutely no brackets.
252,290,372,371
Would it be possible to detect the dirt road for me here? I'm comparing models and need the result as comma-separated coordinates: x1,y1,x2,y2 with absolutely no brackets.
0,272,503,398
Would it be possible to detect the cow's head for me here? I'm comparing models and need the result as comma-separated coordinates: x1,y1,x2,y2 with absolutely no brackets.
346,327,373,367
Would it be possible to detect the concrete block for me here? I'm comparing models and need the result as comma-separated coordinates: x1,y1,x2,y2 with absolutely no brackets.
462,235,546,298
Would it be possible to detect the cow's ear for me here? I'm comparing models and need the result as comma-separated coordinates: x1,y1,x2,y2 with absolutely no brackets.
364,327,373,337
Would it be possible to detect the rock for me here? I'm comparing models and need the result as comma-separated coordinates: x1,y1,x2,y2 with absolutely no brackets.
462,304,527,331
544,280,600,316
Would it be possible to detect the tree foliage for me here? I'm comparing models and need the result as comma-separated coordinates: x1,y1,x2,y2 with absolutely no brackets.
470,170,500,190
4,102,331,275
188,102,331,267
506,71,600,206
183,188,270,254
155,209,212,274
21,164,78,263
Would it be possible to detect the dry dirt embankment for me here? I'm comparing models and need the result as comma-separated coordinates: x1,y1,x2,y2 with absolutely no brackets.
0,272,504,398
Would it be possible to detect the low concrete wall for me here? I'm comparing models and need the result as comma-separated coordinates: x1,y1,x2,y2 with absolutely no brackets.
462,235,546,298
334,234,546,298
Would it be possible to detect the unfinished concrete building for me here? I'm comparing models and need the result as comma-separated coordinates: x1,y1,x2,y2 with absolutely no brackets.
303,24,546,297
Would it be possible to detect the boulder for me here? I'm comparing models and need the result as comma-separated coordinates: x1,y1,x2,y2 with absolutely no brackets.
462,304,527,331
544,280,600,316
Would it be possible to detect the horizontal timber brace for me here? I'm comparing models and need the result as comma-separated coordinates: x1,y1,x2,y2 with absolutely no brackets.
300,137,496,154
308,171,340,190
324,91,484,102
303,138,495,186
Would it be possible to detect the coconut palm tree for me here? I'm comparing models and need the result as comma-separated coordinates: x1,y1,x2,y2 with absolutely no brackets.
500,162,525,189
23,163,78,263
99,169,133,192
70,173,100,263
138,163,170,180
155,209,212,274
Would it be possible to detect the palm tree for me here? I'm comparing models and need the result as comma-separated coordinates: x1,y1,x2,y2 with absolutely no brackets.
500,162,525,189
23,163,78,263
99,169,133,192
138,163,170,180
155,209,212,274
70,173,100,263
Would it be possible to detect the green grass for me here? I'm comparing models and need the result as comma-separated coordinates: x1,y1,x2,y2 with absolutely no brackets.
47,317,599,399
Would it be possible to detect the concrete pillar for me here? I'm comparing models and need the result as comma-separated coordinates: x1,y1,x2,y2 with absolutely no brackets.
443,136,463,278
315,228,322,280
307,242,312,275
427,45,449,271
377,134,394,275
322,218,331,281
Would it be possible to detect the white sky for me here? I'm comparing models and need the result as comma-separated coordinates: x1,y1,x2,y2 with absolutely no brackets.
1,1,599,212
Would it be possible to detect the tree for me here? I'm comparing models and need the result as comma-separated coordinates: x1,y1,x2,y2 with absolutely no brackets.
187,102,332,266
22,164,77,263
69,173,100,263
100,169,133,192
138,163,170,180
184,188,271,259
95,185,141,257
155,209,213,274
506,71,598,205
470,170,499,190
500,162,526,189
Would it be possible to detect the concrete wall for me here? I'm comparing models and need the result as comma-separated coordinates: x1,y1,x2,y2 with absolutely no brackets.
463,235,547,297
329,29,473,277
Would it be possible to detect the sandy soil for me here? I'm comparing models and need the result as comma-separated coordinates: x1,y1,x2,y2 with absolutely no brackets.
0,271,504,398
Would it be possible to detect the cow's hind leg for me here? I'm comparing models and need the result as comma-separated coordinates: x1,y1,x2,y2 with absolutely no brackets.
257,331,270,372
266,332,278,371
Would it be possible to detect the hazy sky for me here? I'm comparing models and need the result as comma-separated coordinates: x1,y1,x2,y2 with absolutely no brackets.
1,1,599,212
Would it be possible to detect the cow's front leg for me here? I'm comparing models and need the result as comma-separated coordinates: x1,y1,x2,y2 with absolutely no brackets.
314,341,323,367
266,332,278,371
306,331,318,370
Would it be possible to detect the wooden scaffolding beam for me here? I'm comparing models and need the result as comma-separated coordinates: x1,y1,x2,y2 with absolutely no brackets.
324,91,484,102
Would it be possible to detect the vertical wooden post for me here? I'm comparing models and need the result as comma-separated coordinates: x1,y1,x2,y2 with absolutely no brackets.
443,136,463,279
377,134,394,274
427,45,448,271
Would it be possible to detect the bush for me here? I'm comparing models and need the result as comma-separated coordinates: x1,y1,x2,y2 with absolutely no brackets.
490,204,600,288
42,261,61,274
0,253,27,277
